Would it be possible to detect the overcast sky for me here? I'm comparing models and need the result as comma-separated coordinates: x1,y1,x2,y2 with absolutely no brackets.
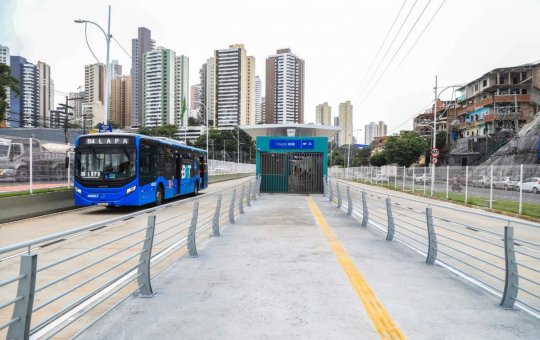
2,0,540,141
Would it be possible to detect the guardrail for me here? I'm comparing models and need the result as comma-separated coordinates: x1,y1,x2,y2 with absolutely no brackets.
0,176,262,339
326,177,540,317
330,164,540,217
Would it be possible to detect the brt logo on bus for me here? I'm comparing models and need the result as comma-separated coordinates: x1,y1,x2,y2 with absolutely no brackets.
181,165,192,179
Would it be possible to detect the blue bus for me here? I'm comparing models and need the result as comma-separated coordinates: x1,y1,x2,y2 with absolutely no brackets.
73,133,208,207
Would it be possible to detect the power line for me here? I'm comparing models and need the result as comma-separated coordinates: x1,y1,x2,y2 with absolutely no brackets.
388,100,434,134
112,36,131,59
357,0,434,107
354,0,419,102
397,0,447,68
350,0,408,98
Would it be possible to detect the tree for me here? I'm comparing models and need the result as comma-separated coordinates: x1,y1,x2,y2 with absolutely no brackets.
0,63,20,127
369,152,388,166
352,148,370,166
193,128,256,163
188,117,201,126
384,132,428,167
329,150,344,167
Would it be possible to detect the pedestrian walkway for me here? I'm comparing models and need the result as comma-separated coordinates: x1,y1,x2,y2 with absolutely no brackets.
80,194,540,339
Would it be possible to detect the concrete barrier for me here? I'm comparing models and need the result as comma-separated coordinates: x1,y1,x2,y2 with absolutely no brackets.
0,191,76,224
0,174,252,224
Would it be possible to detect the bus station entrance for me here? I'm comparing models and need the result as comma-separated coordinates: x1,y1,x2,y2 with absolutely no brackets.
255,136,329,194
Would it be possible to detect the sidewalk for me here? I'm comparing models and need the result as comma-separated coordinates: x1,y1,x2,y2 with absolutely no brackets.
80,194,540,339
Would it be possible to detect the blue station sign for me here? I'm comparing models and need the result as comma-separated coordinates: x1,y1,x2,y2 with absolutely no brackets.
269,139,315,150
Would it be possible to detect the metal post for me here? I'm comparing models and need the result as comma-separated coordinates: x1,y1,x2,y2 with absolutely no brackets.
386,197,395,241
67,152,71,189
187,200,199,257
402,166,405,190
323,176,328,197
252,179,257,201
412,167,415,193
394,166,397,189
212,194,222,237
361,191,368,227
239,184,245,214
423,167,427,195
137,215,156,297
328,180,333,202
29,138,33,194
336,183,342,209
7,254,37,340
519,164,523,215
347,186,353,216
445,165,449,199
247,181,252,207
430,163,435,197
500,225,519,309
425,207,437,265
489,164,494,209
465,165,469,204
228,189,236,223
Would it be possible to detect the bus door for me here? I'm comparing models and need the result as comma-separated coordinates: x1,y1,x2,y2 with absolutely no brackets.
199,155,206,188
175,153,183,194
181,156,193,194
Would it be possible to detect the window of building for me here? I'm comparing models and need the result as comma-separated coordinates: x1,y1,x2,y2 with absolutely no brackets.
482,79,487,87
474,84,479,92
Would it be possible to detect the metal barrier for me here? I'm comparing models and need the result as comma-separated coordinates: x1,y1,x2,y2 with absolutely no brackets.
327,177,540,317
0,176,261,339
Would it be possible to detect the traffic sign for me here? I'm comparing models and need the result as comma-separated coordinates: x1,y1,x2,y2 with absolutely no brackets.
430,147,440,157
431,157,439,164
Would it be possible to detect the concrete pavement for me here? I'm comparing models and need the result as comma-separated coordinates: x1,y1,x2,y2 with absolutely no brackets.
80,194,540,339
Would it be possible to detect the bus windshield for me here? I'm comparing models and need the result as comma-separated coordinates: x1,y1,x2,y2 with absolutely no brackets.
76,146,136,180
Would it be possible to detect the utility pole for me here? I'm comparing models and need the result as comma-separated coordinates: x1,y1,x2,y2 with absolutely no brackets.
431,75,438,196
58,96,74,144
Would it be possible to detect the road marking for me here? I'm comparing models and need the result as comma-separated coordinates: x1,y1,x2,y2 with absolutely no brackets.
306,196,405,340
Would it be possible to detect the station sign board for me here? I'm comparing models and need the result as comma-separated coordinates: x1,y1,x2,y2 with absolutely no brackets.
269,139,315,150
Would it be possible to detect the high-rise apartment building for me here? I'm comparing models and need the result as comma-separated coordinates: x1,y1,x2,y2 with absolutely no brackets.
131,27,155,126
213,44,255,129
377,120,387,137
68,91,84,125
333,116,340,145
10,56,39,127
364,121,379,145
174,55,189,127
190,84,201,111
110,60,122,78
255,75,262,124
83,63,105,126
315,102,332,126
265,48,304,124
199,57,216,126
261,96,266,123
142,47,175,127
110,75,132,128
1,45,11,126
37,61,53,127
338,101,353,146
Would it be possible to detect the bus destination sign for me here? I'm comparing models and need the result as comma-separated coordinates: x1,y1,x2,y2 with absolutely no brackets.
81,136,135,146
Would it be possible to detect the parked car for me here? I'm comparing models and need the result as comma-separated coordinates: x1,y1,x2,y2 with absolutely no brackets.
471,175,490,188
515,177,540,194
493,176,519,191
375,174,389,183
414,173,431,184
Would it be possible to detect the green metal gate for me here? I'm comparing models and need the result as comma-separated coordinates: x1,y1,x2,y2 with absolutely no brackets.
260,152,323,194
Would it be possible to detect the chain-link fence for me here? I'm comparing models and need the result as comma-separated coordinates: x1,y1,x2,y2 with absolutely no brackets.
330,164,540,217
0,137,255,194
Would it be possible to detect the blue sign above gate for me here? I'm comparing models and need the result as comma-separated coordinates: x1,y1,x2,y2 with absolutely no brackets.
269,139,315,150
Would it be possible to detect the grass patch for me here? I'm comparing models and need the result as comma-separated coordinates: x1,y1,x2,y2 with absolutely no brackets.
0,186,71,198
351,179,540,221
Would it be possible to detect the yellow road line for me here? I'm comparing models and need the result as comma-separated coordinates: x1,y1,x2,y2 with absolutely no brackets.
306,196,405,340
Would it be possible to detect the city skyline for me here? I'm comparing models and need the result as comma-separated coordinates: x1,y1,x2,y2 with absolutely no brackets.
2,0,540,138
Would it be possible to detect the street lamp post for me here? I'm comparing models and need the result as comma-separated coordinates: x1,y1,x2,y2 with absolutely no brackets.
199,102,210,159
75,5,112,125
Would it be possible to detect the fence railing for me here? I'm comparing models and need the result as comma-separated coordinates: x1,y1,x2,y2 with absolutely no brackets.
330,164,540,217
326,176,540,317
0,176,262,339
0,154,255,194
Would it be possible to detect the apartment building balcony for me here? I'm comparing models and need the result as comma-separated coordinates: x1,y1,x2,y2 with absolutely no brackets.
456,94,530,116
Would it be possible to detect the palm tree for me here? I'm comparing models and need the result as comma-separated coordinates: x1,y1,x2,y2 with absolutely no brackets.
0,63,20,128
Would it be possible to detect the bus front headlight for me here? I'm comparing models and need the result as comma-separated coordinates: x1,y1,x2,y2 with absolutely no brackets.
75,187,82,195
126,186,137,195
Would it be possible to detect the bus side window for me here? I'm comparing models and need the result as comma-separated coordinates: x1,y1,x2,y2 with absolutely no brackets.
140,140,157,186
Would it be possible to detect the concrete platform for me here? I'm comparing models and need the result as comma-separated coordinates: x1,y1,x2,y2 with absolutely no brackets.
80,194,540,339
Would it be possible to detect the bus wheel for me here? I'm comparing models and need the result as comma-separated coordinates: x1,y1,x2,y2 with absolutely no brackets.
155,186,163,206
